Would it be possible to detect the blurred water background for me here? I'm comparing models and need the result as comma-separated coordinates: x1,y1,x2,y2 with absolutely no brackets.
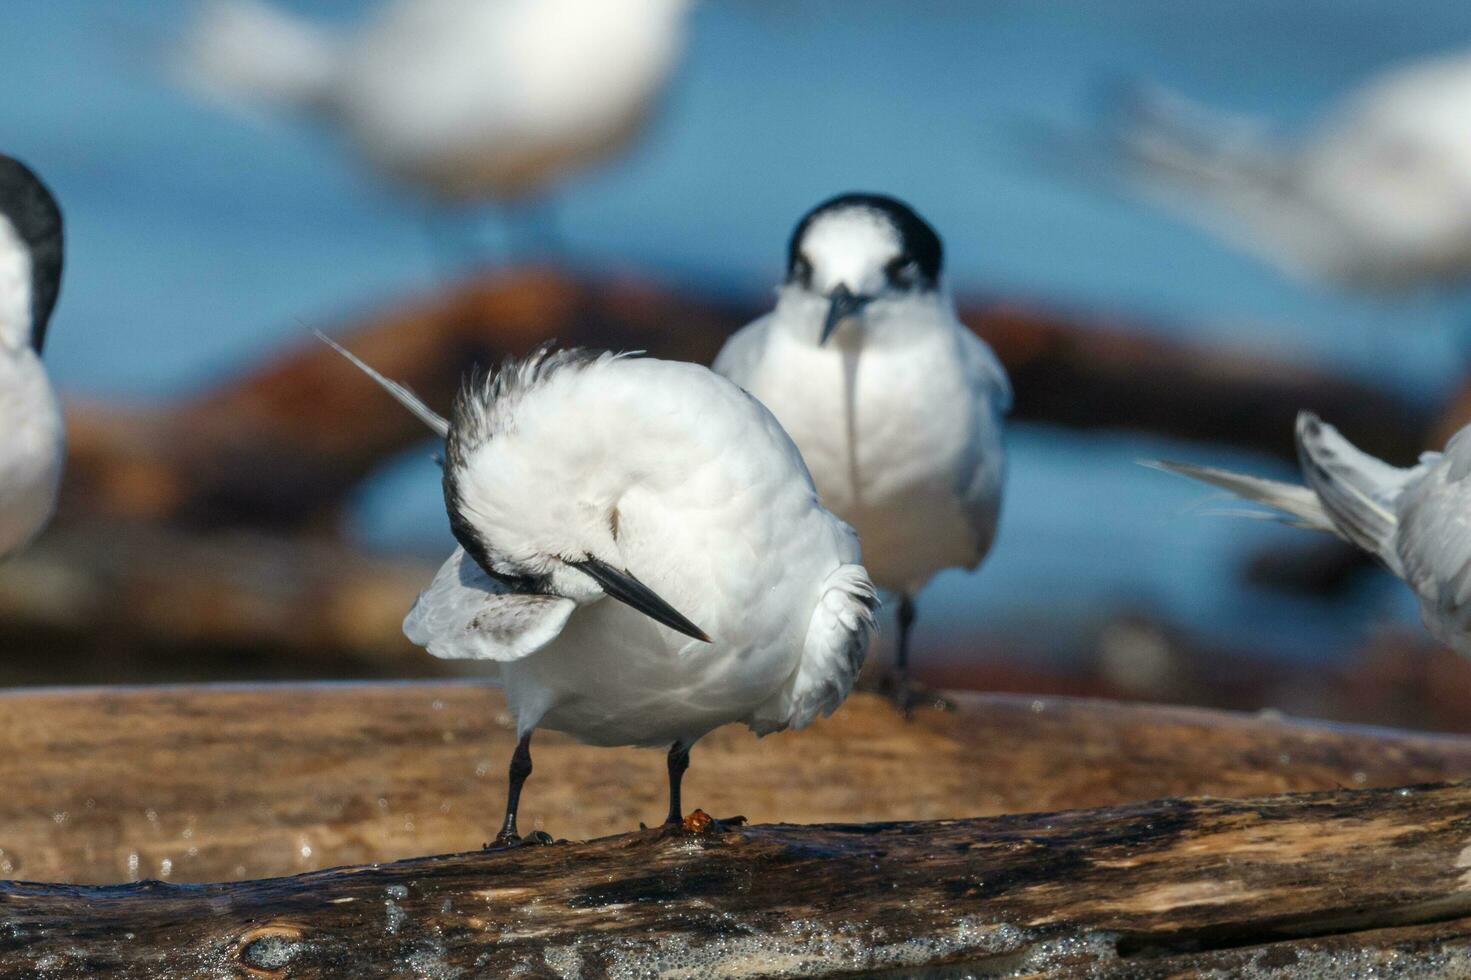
8,0,1471,674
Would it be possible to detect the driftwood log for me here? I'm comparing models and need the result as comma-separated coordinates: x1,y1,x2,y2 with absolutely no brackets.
3,683,1471,886
6,782,1471,976
60,268,1431,531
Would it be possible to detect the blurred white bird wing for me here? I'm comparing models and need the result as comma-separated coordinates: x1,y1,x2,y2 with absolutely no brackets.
404,547,575,661
710,314,773,390
753,561,877,734
954,327,1011,561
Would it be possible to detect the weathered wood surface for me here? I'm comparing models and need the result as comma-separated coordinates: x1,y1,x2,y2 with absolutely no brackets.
4,682,1471,887
6,782,1471,977
60,268,1430,530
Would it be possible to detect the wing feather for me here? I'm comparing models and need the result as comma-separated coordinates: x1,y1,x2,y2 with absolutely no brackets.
955,328,1010,563
404,548,575,662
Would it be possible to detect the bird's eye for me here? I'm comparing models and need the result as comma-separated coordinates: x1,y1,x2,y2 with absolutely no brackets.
885,257,919,289
791,254,814,287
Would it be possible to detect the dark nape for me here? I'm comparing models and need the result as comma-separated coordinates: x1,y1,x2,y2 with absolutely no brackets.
0,154,63,353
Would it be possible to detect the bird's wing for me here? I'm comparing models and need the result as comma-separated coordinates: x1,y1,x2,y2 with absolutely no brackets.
404,547,575,661
710,315,772,390
751,562,877,734
1099,81,1365,283
1396,477,1471,615
955,328,1011,563
174,0,340,115
1392,430,1471,614
1294,412,1422,573
957,326,1012,415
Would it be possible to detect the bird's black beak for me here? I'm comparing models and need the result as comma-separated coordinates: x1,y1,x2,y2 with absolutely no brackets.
821,284,871,345
573,557,711,642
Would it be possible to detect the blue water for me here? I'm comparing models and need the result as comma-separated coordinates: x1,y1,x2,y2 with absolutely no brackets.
4,0,1467,661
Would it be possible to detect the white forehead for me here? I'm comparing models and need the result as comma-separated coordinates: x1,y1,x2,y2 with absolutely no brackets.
799,208,902,267
0,214,31,349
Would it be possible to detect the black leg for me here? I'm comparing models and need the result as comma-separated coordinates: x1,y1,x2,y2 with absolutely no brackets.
664,742,690,826
882,595,953,716
657,740,745,834
491,731,534,848
896,594,917,676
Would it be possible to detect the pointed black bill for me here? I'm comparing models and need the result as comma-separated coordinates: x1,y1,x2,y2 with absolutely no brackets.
573,557,711,642
821,283,871,345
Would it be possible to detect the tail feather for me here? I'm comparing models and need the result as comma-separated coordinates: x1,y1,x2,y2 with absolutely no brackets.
1148,412,1418,574
1144,459,1336,535
175,0,339,113
316,331,449,439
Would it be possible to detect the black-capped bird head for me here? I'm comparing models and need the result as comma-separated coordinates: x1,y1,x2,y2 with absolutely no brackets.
785,192,942,344
0,154,63,356
441,346,711,643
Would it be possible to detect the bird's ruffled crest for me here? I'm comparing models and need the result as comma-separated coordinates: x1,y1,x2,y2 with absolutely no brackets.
447,344,635,461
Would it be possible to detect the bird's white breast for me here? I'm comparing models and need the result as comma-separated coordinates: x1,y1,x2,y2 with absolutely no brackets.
737,306,995,594
0,351,63,559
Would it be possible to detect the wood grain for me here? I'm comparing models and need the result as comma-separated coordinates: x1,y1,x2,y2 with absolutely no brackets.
5,782,1471,977
2,682,1470,886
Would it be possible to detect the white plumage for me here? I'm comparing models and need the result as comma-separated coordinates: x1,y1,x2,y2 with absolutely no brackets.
327,338,876,840
178,0,691,203
715,193,1010,710
0,155,64,561
1151,412,1471,656
1105,55,1471,290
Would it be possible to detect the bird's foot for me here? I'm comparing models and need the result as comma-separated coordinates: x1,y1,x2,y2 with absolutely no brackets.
658,809,747,837
483,829,554,850
876,670,956,718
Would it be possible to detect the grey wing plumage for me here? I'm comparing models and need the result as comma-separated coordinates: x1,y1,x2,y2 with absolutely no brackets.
405,548,576,662
956,329,1011,562
1393,430,1471,619
1294,412,1419,573
1396,476,1471,618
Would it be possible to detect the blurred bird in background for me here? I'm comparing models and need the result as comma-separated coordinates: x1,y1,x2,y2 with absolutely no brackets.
1153,412,1471,658
326,339,877,842
1098,52,1471,292
175,0,692,255
716,193,1010,714
0,155,65,561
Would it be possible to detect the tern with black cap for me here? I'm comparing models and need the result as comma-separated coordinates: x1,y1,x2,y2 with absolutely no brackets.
0,154,65,560
716,193,1011,714
324,336,878,844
